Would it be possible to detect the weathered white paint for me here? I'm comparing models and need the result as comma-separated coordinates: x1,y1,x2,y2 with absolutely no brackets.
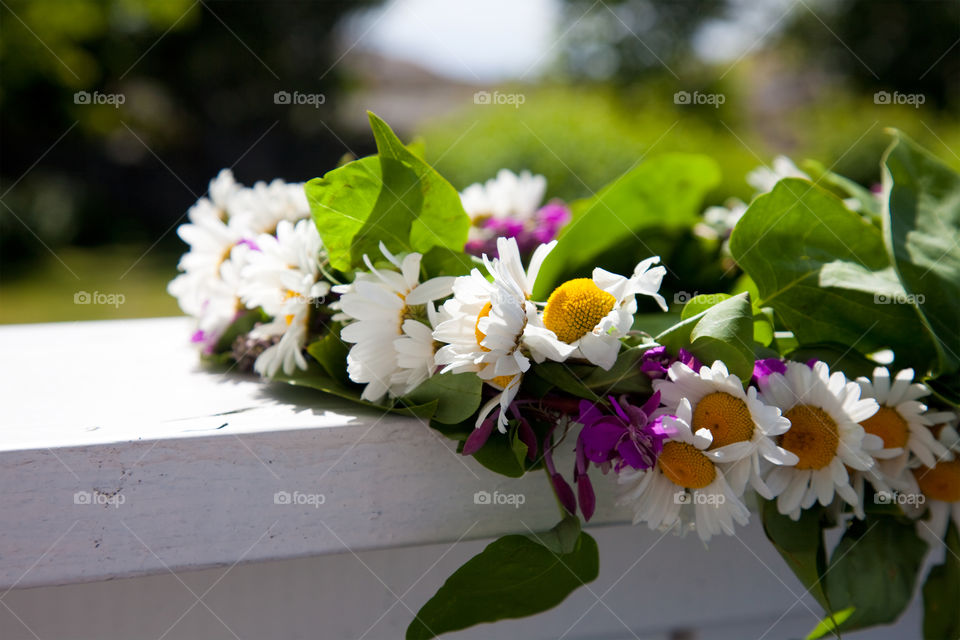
0,318,924,639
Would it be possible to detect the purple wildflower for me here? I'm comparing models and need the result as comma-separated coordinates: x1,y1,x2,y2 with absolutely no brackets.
640,346,702,380
576,392,672,473
532,201,571,245
752,358,787,388
463,200,571,257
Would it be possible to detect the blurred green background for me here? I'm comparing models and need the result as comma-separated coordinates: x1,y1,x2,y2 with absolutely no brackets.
1,0,957,323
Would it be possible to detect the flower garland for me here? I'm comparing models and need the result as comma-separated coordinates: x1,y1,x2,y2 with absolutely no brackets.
170,113,960,639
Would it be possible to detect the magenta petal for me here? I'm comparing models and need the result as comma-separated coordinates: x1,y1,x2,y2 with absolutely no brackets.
580,421,625,463
462,418,495,456
640,390,661,416
551,473,577,515
752,358,787,386
578,400,604,425
577,473,596,521
517,419,538,460
618,440,654,470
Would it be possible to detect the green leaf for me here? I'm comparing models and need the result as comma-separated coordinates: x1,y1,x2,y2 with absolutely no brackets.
729,178,938,372
406,531,600,640
760,500,831,611
534,153,721,298
306,156,382,272
530,516,582,555
753,308,775,347
273,361,438,420
784,343,880,380
578,345,654,395
883,131,960,374
469,425,529,478
923,520,960,640
656,293,755,380
680,293,731,320
420,246,477,278
360,112,469,260
306,332,353,386
632,311,683,338
806,607,856,640
530,364,602,401
925,370,960,408
427,417,474,442
803,158,883,220
401,373,482,425
305,113,469,271
529,345,654,401
824,514,928,632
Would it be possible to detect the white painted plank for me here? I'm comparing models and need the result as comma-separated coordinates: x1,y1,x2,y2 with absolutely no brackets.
0,319,926,639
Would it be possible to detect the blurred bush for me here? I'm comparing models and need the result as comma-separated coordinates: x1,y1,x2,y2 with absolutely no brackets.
418,82,960,203
0,0,377,277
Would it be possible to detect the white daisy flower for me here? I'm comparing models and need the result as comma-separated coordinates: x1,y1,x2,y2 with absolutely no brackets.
908,423,960,544
746,156,810,193
433,237,567,431
696,198,749,240
168,170,248,346
846,368,955,519
653,360,797,499
229,178,311,236
617,398,752,543
334,243,454,402
856,367,951,472
762,361,883,520
460,169,546,223
529,257,668,370
239,219,330,377
393,303,452,395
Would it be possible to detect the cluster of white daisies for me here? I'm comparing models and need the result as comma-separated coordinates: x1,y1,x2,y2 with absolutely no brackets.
333,236,667,430
617,359,957,542
168,170,329,377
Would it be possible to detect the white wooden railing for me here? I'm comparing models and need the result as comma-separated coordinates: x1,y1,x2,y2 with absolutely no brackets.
0,318,920,639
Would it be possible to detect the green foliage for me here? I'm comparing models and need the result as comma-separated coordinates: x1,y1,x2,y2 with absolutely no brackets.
534,153,721,297
656,293,755,380
402,373,482,425
730,178,939,372
923,521,960,640
306,113,469,272
883,131,960,374
406,527,599,640
531,345,654,401
467,424,529,478
760,500,831,611
806,607,855,640
823,514,928,633
680,293,731,320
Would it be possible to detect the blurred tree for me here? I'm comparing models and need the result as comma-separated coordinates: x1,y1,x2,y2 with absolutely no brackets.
0,0,378,274
555,0,728,80
774,0,959,108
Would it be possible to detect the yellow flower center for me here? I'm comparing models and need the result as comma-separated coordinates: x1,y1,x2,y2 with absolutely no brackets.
779,405,840,470
860,406,910,449
485,374,516,390
658,441,716,489
692,391,755,449
542,278,616,344
913,460,960,502
474,302,493,352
